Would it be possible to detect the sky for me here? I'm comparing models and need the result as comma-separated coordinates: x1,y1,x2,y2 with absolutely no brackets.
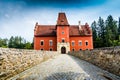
0,0,120,42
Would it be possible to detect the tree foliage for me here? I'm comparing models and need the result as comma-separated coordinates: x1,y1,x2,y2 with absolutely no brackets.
92,15,120,48
0,36,33,49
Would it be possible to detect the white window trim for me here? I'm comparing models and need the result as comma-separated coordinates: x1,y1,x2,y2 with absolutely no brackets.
40,40,44,46
85,40,88,42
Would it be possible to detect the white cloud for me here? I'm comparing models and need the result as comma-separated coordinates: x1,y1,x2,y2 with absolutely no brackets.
0,0,120,42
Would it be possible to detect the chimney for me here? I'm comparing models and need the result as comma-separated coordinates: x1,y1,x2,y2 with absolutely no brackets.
78,21,82,30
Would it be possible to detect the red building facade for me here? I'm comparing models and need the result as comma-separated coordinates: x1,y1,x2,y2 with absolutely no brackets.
34,13,93,53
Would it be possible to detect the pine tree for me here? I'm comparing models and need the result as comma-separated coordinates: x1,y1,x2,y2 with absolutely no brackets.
91,21,97,47
98,17,105,47
106,15,118,40
104,24,112,47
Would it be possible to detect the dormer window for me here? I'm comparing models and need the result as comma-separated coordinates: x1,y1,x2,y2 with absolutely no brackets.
61,19,64,22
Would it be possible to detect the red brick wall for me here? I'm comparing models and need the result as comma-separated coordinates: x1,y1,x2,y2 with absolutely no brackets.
69,36,93,51
34,37,57,51
57,26,69,43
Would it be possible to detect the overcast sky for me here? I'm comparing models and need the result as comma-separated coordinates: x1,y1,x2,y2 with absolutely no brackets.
0,0,120,42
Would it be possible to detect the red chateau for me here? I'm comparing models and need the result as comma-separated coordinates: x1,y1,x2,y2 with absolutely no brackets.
34,12,93,53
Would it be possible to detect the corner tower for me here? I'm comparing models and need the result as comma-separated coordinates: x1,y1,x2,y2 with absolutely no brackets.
56,13,70,53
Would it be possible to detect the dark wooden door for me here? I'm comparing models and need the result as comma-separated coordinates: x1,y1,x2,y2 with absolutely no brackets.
61,47,66,54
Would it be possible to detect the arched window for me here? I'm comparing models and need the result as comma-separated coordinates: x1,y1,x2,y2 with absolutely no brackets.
71,41,75,46
85,40,88,46
85,42,88,46
78,40,82,46
40,40,44,46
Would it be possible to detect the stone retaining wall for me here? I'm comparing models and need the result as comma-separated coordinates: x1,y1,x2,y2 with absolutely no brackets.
68,50,120,76
0,48,59,80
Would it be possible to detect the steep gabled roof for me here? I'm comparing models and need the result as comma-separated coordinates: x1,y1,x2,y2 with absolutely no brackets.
57,13,69,26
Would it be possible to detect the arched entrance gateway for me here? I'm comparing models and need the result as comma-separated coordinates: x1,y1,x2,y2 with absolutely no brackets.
61,46,66,54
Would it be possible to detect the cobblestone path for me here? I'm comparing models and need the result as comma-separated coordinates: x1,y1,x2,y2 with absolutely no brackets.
9,54,120,80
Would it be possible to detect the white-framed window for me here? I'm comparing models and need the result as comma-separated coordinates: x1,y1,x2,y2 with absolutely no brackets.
78,40,82,46
41,48,44,51
71,41,75,46
62,38,65,43
85,40,88,46
40,40,44,46
49,48,53,51
49,40,53,46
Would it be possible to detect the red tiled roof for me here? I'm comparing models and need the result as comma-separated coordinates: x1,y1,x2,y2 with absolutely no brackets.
34,25,92,37
69,25,92,36
34,25,56,37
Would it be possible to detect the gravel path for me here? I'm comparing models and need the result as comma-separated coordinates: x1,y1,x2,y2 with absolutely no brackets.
9,54,120,80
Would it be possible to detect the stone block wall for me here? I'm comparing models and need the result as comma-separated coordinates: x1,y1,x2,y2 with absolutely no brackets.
68,50,120,76
0,48,59,80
